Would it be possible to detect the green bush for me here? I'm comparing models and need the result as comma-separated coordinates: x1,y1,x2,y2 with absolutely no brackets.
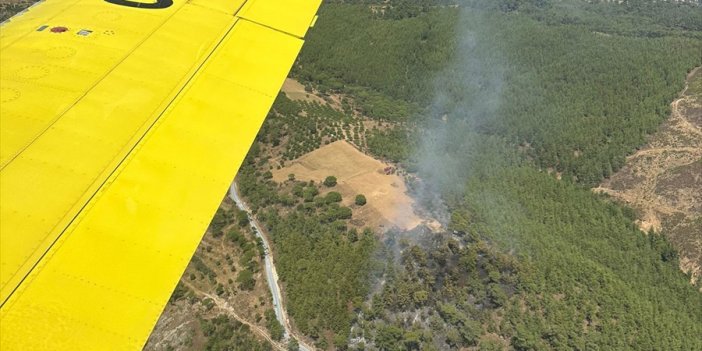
354,194,367,206
325,191,342,203
323,176,337,187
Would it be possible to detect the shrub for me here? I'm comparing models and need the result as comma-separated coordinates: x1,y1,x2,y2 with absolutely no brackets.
323,176,337,187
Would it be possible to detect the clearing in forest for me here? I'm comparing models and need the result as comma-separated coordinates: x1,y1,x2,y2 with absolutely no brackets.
595,67,702,287
272,140,422,231
280,78,326,105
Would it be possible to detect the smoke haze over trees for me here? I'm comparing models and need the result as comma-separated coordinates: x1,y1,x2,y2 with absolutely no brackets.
168,0,702,349
287,0,702,349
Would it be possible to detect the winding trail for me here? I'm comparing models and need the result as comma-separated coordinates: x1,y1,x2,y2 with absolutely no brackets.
626,147,700,159
181,281,287,351
595,66,702,286
229,182,315,351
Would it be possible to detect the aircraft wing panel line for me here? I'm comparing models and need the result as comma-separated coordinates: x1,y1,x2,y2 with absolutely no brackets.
238,0,322,39
0,0,320,348
0,0,191,170
0,18,239,311
0,0,83,50
187,0,247,16
0,2,242,304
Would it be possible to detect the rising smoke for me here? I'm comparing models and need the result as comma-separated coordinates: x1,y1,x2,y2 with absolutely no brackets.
411,7,506,225
369,2,513,311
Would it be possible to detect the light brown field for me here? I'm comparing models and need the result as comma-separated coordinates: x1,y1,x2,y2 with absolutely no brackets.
272,140,422,231
280,78,326,105
595,67,702,288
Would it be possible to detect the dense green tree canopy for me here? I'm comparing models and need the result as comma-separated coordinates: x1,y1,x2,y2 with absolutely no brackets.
232,0,702,349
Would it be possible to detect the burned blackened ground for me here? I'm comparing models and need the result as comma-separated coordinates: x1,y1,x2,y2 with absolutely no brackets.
354,227,520,350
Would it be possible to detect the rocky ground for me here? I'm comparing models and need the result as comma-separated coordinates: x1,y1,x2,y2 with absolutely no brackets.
596,67,702,288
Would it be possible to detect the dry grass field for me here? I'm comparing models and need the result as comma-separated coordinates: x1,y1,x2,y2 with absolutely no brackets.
272,140,423,231
280,78,326,105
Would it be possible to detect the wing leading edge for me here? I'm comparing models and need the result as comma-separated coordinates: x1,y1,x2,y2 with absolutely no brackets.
0,0,321,349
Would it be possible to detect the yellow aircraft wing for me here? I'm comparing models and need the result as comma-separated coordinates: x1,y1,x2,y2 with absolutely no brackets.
0,0,321,349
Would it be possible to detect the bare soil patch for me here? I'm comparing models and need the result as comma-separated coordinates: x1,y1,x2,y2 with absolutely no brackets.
280,78,377,119
272,140,423,231
595,67,702,288
144,300,206,351
281,78,326,105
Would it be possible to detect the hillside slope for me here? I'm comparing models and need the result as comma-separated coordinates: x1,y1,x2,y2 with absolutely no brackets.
150,1,702,350
597,67,702,287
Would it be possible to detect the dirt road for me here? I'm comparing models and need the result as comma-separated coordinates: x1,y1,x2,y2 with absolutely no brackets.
229,183,315,351
182,281,287,351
